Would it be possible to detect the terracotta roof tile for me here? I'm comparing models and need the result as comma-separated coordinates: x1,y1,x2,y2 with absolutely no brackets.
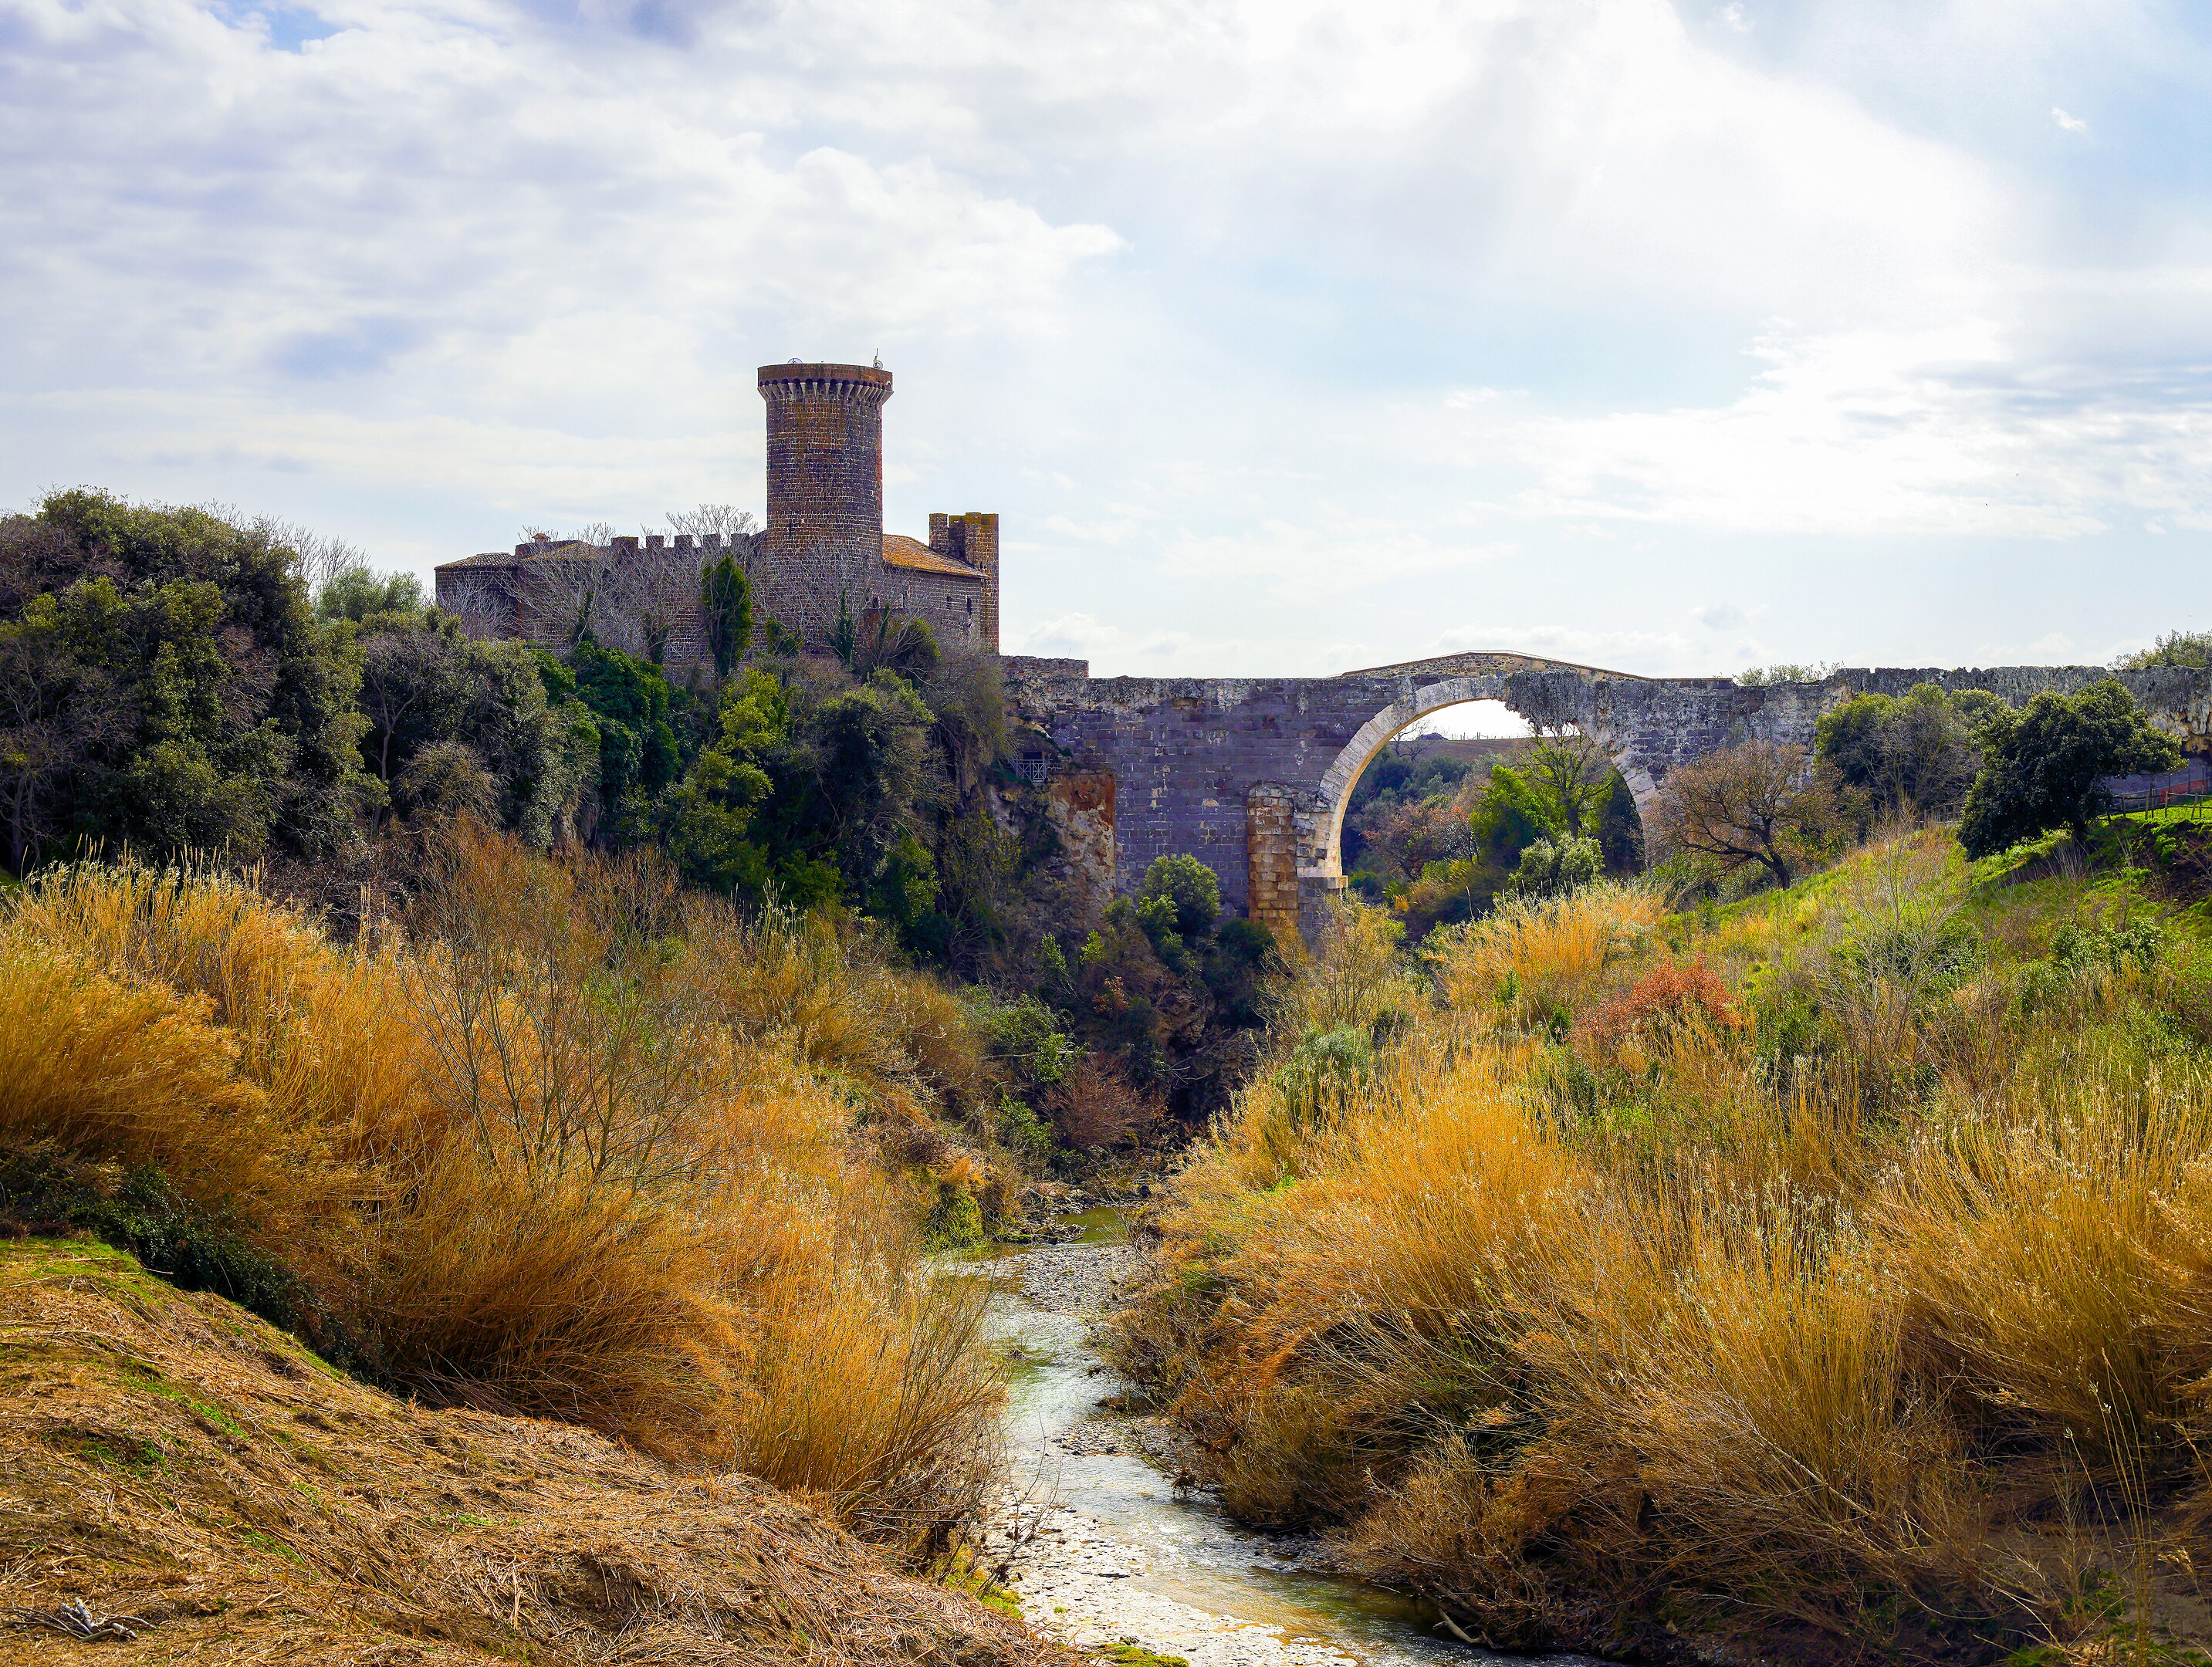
881,534,984,580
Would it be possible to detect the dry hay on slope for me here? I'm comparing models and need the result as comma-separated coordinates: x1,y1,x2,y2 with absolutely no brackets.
0,1238,1067,1666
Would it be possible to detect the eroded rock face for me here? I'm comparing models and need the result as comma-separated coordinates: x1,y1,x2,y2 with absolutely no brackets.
1004,652,2212,938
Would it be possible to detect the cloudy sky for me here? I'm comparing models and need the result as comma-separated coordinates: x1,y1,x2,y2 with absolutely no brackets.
4,0,2209,679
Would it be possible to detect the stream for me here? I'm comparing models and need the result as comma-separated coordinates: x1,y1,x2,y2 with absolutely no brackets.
974,1209,1595,1667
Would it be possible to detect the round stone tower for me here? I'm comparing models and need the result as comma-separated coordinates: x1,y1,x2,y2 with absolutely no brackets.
756,361,893,648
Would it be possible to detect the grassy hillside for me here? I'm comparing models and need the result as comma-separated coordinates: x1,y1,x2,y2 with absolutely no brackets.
1114,830,2212,1665
0,1237,1060,1665
0,835,1008,1554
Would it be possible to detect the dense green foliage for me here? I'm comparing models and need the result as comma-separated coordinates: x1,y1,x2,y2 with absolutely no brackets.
1138,853,1223,940
563,638,682,828
1502,831,1602,899
0,491,376,871
1344,732,1640,936
1959,678,2182,854
316,566,425,622
1056,878,1278,1122
699,554,753,680
1815,681,2007,823
0,492,1050,970
356,614,592,843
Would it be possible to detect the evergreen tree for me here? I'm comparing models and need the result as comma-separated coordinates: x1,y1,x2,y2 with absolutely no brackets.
699,555,752,680
1959,680,2182,855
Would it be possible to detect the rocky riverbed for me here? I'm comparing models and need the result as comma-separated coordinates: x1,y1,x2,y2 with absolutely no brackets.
979,1230,1591,1667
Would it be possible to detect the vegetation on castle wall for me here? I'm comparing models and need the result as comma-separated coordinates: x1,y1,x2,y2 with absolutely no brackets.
2116,629,2212,671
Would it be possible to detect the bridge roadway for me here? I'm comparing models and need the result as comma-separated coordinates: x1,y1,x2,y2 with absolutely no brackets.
999,651,2212,944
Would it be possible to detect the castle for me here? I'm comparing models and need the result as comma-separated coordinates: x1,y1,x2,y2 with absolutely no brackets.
435,361,999,664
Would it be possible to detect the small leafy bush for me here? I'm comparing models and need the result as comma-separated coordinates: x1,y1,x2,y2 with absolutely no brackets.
1140,854,1223,939
1503,834,1603,901
993,1094,1057,1169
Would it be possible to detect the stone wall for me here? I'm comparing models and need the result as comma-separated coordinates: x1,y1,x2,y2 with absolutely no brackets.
1004,671,1402,918
438,531,759,669
1243,786,1300,942
876,565,991,650
928,513,1000,653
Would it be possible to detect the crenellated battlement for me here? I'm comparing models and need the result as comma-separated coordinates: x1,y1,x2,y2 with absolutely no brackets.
756,363,894,406
502,531,755,561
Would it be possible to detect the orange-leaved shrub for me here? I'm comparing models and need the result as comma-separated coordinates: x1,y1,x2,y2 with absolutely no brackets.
1571,955,1741,1070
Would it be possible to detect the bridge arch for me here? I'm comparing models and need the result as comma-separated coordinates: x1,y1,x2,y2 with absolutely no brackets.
1293,676,1658,924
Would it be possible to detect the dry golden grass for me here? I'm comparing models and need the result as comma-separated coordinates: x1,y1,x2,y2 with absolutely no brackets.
0,1238,1059,1667
0,837,1005,1552
0,942,286,1210
682,899,994,1114
1116,843,2212,1662
1427,880,1661,1027
1273,898,1423,1039
10,857,431,1154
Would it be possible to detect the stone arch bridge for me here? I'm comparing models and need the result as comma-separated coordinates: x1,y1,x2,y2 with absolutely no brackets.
1002,651,2212,943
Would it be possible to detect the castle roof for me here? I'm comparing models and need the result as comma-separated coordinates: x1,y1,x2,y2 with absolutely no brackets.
436,540,599,574
881,534,984,580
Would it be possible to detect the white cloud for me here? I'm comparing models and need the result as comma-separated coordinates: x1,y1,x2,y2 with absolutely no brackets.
1160,519,1515,603
2052,107,2089,134
0,0,1121,519
1974,631,2083,664
1445,320,2212,537
0,0,2206,677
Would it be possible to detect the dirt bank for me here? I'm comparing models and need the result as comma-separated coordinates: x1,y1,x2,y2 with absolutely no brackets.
0,1237,1067,1666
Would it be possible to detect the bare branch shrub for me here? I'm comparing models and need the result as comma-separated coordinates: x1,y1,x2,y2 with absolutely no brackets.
1048,1054,1164,1152
1651,739,1840,889
405,827,713,1192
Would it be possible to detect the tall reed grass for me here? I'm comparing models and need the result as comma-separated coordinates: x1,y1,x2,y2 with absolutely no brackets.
0,833,1003,1554
1117,840,2212,1660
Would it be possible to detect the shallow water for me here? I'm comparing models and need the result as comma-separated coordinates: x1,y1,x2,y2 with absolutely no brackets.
985,1212,1595,1667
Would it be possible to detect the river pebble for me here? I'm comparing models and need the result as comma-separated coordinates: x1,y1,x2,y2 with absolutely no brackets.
1000,1241,1148,1314
985,1494,1373,1667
